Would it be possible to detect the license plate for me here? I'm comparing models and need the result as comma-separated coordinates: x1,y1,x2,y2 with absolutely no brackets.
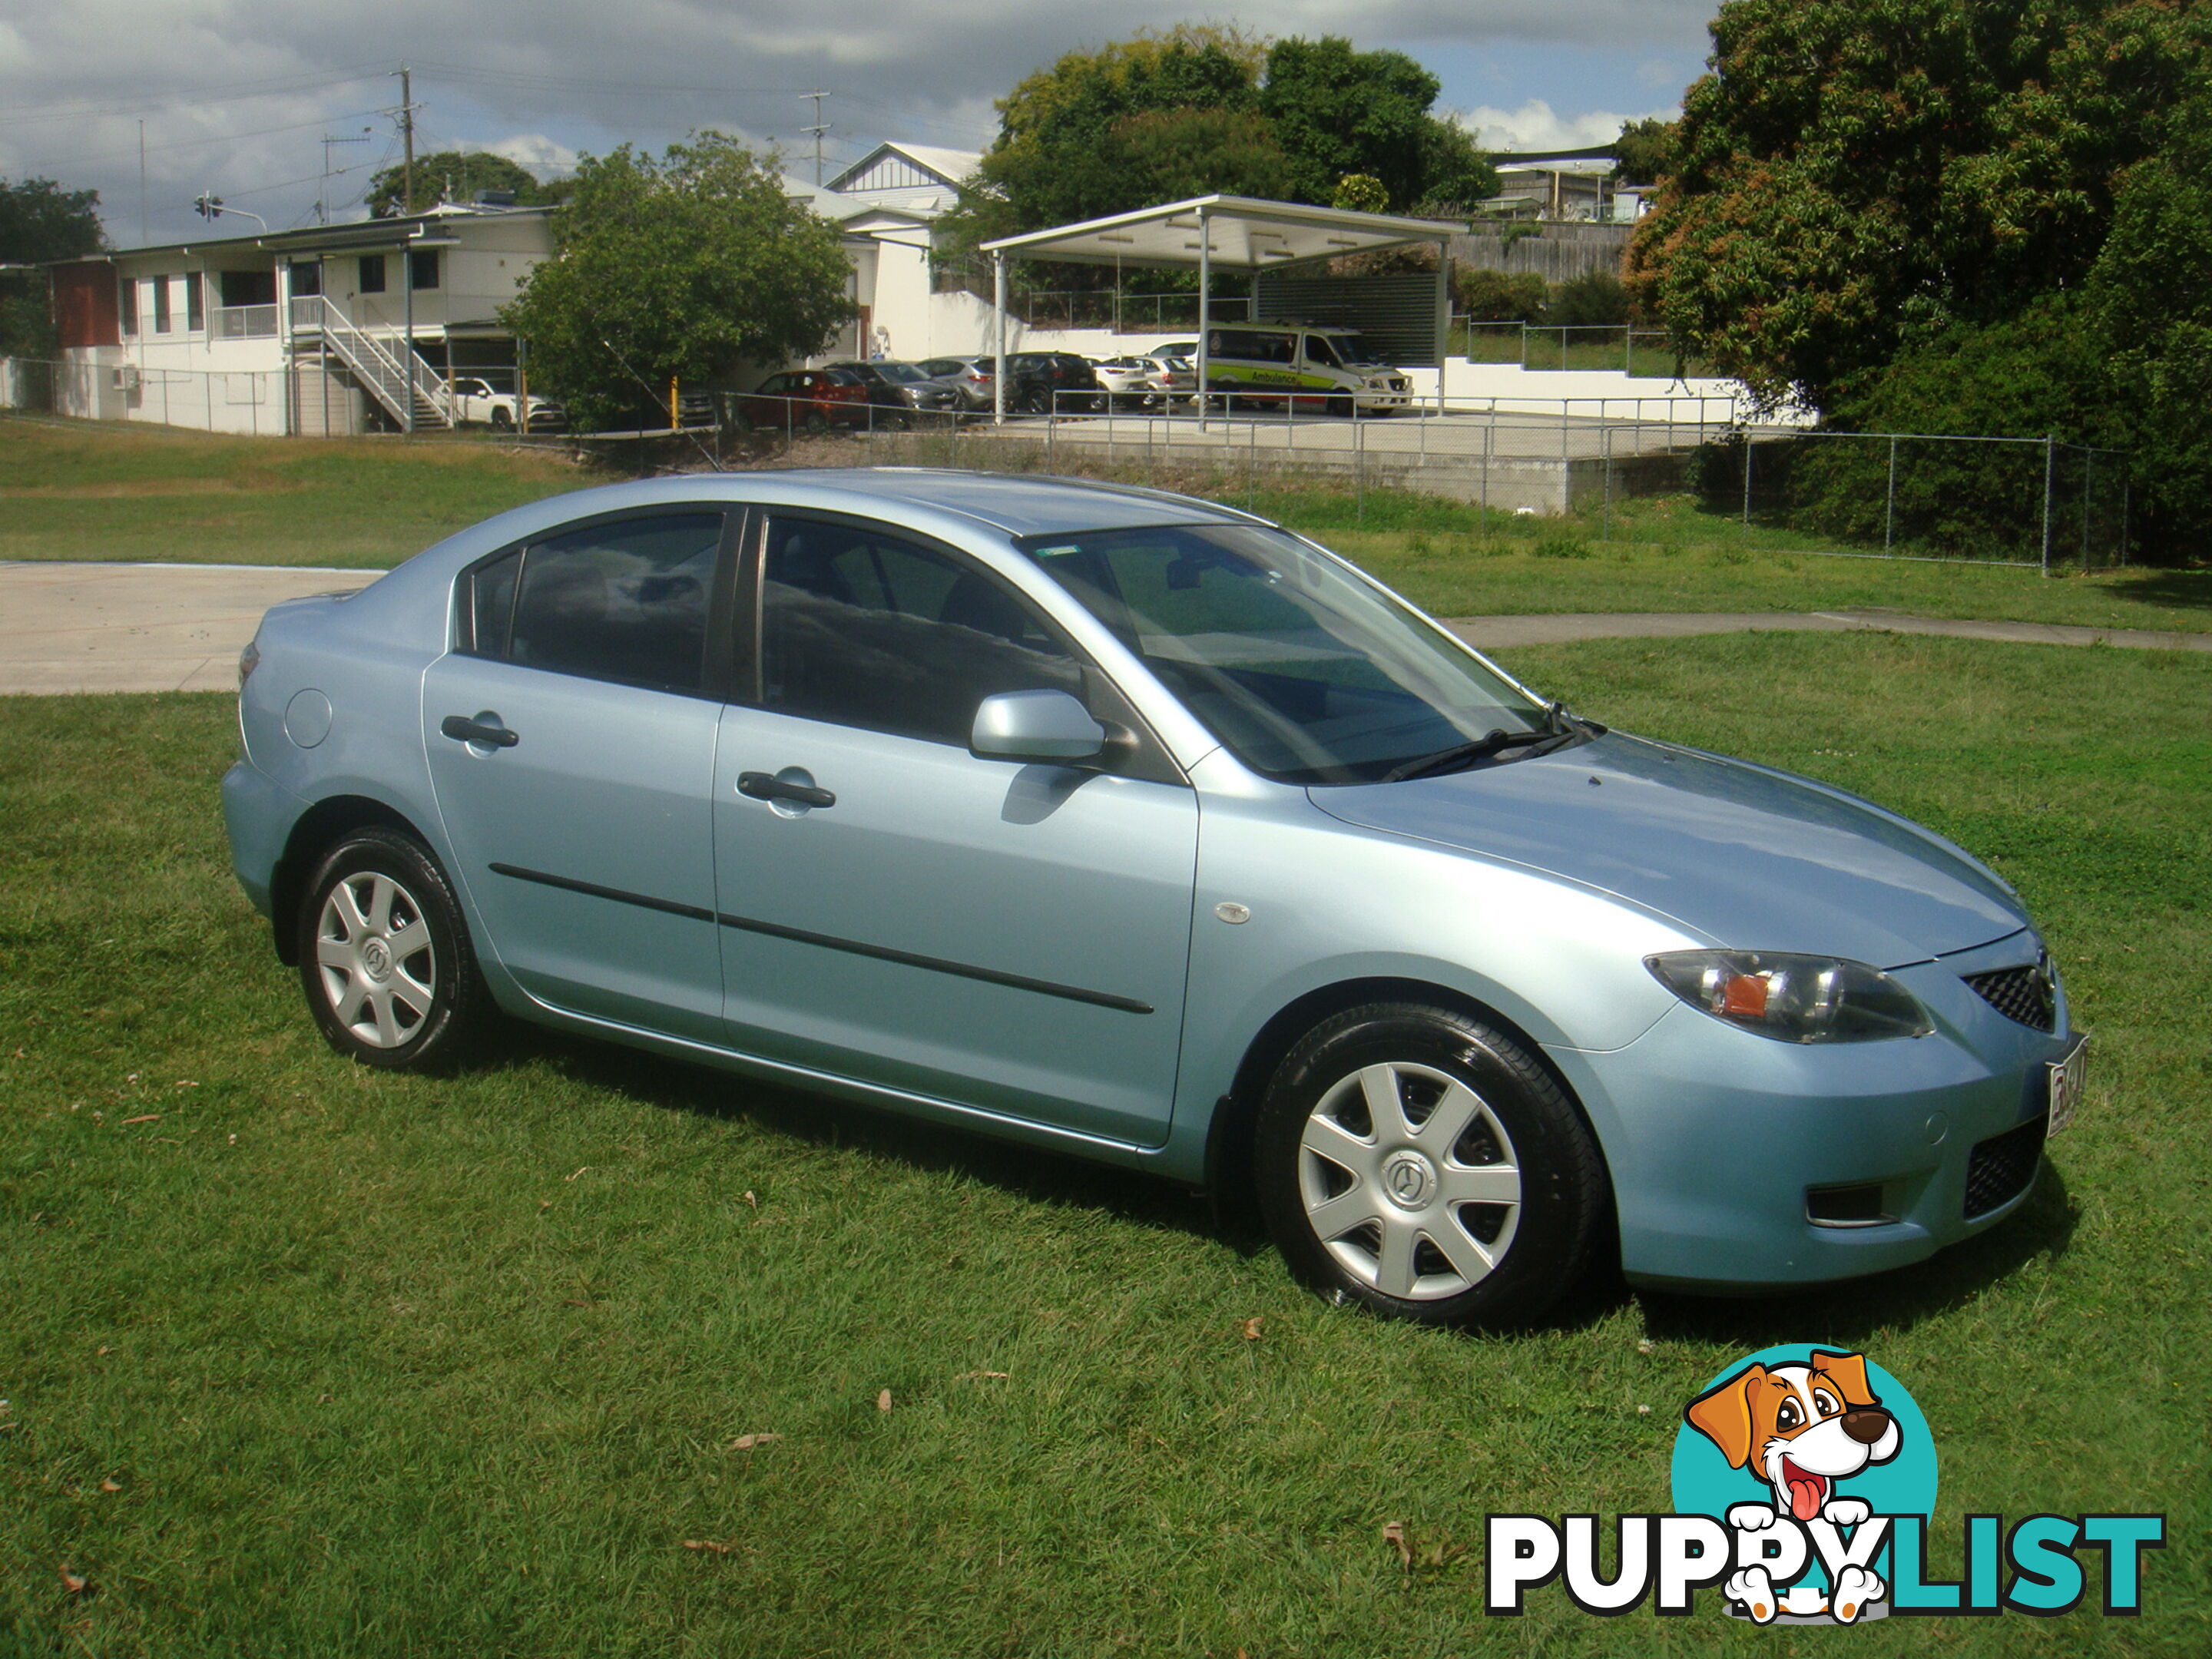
2047,1037,2088,1138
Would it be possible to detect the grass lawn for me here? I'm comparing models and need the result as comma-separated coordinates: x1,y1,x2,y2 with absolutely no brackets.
9,414,2212,638
2,634,2206,1655
0,416,591,569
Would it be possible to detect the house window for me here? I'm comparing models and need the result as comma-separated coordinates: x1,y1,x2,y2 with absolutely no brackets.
409,249,440,290
290,260,322,298
359,254,386,293
119,276,137,336
186,273,204,333
152,276,171,333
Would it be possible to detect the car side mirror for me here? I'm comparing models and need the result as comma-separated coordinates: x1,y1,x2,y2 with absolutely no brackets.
969,689,1106,766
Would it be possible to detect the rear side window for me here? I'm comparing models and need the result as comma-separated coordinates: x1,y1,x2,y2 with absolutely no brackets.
760,517,1081,746
467,513,721,694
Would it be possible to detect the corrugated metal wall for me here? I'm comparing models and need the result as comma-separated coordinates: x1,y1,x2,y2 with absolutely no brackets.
1249,271,1445,366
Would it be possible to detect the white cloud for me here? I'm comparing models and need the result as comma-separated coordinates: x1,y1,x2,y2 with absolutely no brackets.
1465,98,1676,153
0,1,1714,243
484,134,580,176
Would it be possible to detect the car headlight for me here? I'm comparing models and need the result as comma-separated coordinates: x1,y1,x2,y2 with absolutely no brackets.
1645,950,1932,1043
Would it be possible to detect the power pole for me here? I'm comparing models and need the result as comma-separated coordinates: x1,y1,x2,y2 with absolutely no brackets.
320,129,370,225
395,64,417,213
801,90,829,186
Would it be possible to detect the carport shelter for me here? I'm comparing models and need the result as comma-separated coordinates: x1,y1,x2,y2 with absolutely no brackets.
979,195,1469,420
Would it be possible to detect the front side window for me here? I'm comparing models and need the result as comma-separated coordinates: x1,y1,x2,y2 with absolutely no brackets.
1303,335,1343,368
359,255,386,294
186,273,204,333
118,276,137,335
1018,525,1547,785
467,513,720,694
760,517,1081,746
151,276,171,333
409,249,439,290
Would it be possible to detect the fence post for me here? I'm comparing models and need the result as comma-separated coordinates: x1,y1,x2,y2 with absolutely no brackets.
1742,435,1752,528
1355,401,1364,524
2040,435,2055,578
1481,412,1492,528
1885,435,1898,552
2120,478,2131,567
2081,449,2093,570
1601,423,1612,540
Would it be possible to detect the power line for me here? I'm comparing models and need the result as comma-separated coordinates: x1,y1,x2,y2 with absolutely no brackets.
16,106,394,172
0,65,392,129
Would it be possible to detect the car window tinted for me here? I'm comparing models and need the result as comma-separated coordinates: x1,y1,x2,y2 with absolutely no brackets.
490,513,720,694
761,518,1081,746
1020,525,1545,785
1303,336,1342,367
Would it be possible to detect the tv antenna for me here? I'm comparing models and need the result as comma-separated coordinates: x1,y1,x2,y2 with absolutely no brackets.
320,129,372,224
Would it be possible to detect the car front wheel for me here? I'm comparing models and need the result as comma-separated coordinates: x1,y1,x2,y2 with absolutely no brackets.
297,828,486,1071
1253,1002,1606,1328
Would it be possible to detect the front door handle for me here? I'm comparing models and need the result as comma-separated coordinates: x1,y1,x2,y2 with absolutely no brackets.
440,714,519,748
738,770,836,809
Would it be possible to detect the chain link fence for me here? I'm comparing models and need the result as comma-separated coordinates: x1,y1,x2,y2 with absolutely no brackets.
1702,430,2131,572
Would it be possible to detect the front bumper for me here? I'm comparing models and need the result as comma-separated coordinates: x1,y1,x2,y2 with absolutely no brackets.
1551,936,2074,1289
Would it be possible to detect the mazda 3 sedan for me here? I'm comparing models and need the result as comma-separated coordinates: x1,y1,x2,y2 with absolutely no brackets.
224,469,2083,1326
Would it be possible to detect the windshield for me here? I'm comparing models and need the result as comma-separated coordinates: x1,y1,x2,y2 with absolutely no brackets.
1017,524,1548,785
873,363,928,384
1332,332,1379,365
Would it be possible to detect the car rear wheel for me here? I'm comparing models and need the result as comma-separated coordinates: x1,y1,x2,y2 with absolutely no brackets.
1253,1002,1606,1328
1327,394,1354,419
490,407,514,431
297,828,486,1071
803,409,830,435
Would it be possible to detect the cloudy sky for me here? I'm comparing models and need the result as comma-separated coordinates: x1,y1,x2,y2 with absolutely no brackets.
0,0,1717,247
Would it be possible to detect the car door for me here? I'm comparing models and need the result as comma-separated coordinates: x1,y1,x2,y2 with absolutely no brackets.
423,508,737,1042
711,511,1200,1147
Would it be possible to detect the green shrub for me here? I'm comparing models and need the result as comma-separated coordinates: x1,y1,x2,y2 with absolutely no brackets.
1454,267,1548,323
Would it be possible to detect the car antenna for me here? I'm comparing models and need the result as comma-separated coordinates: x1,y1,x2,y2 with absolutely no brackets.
598,337,726,472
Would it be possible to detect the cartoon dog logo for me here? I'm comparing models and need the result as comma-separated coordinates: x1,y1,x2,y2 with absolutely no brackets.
1683,1349,1902,1624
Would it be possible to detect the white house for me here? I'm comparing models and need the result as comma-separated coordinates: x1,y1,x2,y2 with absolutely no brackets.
43,201,558,435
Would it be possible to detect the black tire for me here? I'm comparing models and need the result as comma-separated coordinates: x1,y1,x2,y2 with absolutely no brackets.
490,407,514,431
803,409,830,436
1327,394,1354,419
1253,1002,1606,1329
1018,387,1050,416
296,828,488,1072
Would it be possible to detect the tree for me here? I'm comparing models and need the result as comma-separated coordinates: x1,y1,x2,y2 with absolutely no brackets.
499,134,853,432
1259,37,1491,211
368,150,549,217
964,26,1493,235
1625,0,2206,412
0,177,104,356
1611,118,1677,186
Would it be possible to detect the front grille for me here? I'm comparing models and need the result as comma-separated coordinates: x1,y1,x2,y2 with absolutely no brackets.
1963,963,2055,1031
1964,1115,2045,1218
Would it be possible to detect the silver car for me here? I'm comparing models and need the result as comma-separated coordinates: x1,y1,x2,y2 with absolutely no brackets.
223,470,2081,1327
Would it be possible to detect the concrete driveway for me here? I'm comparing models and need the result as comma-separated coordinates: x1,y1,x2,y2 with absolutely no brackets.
2,561,2205,697
0,562,376,694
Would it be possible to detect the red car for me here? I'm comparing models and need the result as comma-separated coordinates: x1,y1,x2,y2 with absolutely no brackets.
730,369,870,433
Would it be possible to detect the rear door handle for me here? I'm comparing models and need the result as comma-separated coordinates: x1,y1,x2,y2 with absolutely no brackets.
738,771,835,808
440,714,519,748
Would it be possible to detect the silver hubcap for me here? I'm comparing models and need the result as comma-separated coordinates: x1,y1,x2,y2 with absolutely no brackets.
315,871,436,1048
1298,1061,1522,1300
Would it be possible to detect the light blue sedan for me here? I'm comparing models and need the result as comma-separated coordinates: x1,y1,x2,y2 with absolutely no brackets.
223,469,2083,1326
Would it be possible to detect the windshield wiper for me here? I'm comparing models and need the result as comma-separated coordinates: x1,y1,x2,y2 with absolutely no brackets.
1380,704,1604,783
1382,726,1550,783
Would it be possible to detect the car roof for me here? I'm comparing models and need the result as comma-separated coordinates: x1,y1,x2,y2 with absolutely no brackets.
439,469,1268,545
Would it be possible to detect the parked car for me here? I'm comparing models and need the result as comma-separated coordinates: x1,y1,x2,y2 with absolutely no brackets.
1090,356,1171,410
822,360,965,425
1003,351,1104,414
224,471,2081,1330
917,356,996,412
728,369,869,433
1191,324,1414,416
446,376,565,432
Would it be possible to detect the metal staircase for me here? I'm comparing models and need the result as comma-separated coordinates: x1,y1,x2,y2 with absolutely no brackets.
290,296,453,429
